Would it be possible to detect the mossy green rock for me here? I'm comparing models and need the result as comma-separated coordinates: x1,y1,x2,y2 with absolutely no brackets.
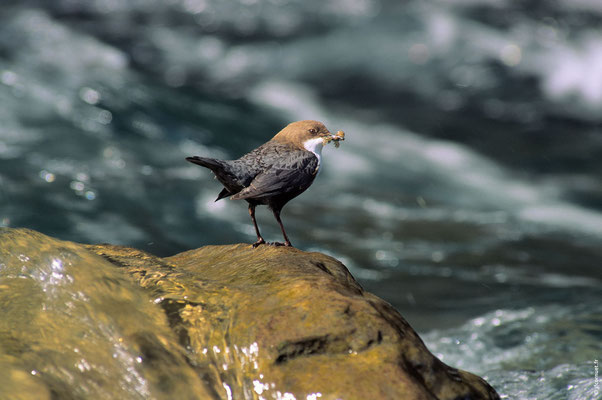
0,228,499,400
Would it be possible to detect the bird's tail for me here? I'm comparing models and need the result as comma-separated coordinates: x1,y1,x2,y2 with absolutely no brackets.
185,156,223,171
186,156,236,201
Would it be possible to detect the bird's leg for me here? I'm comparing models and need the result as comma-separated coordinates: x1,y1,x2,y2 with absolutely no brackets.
271,208,292,247
248,204,266,247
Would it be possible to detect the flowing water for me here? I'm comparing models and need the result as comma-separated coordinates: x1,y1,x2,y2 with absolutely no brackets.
1,0,601,398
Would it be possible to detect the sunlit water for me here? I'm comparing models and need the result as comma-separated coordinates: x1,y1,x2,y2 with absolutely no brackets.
1,0,601,398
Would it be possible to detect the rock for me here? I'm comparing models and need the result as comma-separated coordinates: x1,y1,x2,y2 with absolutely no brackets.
0,228,213,400
0,228,499,400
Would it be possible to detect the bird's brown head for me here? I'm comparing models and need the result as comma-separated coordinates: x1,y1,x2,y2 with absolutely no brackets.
272,120,345,150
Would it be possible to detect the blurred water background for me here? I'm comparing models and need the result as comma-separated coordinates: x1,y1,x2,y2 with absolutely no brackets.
1,0,601,398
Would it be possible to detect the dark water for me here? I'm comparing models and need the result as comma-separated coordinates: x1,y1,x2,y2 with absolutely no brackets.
1,0,601,398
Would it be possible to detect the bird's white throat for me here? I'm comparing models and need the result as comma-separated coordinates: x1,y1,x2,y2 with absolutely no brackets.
303,137,324,174
303,137,324,160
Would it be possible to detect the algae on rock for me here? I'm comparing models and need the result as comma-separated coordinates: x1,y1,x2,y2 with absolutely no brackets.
0,228,499,400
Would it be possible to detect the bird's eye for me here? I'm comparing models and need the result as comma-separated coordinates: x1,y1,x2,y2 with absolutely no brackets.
309,128,317,134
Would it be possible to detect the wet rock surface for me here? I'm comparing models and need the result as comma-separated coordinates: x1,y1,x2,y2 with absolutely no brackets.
0,228,499,399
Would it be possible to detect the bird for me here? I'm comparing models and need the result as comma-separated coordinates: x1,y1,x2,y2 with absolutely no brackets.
186,120,345,247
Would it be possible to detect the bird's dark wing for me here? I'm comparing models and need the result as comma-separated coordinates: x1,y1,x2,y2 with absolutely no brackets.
230,151,319,201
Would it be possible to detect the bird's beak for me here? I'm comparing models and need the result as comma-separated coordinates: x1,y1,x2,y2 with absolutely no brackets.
322,130,345,148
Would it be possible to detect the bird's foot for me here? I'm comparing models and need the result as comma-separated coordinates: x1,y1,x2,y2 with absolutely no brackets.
268,241,292,247
252,238,266,248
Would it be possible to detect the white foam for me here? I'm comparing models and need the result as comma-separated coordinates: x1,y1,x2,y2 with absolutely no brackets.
536,35,602,111
519,204,602,236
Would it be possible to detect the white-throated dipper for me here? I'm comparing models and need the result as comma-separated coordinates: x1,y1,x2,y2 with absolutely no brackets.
186,120,345,247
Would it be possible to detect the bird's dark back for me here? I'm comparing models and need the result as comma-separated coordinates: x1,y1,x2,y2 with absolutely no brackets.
230,141,296,180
